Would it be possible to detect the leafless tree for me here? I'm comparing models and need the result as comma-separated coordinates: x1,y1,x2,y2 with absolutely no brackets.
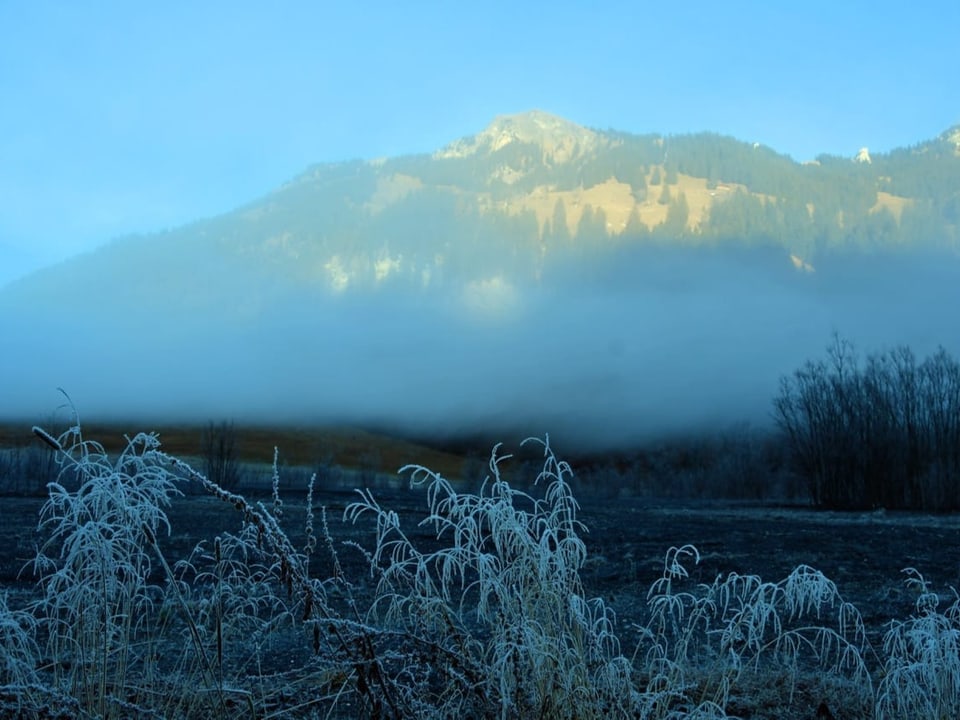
201,420,240,490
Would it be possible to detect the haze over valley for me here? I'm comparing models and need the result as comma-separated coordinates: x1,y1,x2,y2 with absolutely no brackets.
2,111,958,451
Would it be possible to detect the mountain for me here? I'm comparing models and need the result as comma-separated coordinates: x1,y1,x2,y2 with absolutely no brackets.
4,110,959,317
2,112,959,447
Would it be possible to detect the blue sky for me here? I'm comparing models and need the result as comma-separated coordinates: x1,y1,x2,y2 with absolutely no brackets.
1,0,958,288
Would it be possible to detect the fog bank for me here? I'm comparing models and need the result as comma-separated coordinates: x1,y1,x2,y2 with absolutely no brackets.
2,250,957,451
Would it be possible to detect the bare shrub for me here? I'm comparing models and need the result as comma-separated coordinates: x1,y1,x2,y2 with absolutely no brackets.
775,336,960,510
201,420,240,491
0,442,61,496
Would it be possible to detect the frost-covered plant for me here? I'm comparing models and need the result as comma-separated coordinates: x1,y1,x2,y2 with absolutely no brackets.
167,445,397,717
171,454,305,699
343,437,638,719
0,591,41,711
28,419,311,718
638,544,872,716
176,530,296,672
29,421,181,718
876,569,960,719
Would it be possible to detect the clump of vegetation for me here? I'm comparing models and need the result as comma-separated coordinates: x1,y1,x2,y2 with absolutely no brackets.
775,335,960,510
340,438,635,718
877,569,960,718
200,420,241,491
0,416,958,718
0,441,59,496
30,425,176,715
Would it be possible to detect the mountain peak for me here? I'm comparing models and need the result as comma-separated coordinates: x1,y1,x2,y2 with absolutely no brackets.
943,125,960,155
436,110,603,163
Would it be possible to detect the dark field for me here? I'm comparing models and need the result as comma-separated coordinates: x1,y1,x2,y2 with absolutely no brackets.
1,421,959,718
3,488,956,626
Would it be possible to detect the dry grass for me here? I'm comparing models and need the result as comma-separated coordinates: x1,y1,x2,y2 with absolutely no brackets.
0,420,467,481
476,160,916,244
486,170,759,237
870,191,912,223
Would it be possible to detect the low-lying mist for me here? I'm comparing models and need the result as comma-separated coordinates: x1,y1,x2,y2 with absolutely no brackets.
2,247,957,452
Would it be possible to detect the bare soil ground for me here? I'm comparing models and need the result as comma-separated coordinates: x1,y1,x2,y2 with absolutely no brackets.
4,485,958,645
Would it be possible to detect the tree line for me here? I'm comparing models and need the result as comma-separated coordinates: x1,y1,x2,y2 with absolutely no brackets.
775,337,960,511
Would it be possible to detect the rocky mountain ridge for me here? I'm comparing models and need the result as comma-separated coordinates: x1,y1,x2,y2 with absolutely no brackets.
435,109,606,164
